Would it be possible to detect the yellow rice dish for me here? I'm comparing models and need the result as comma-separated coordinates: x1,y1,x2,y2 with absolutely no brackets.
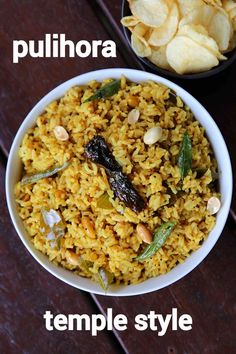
15,76,219,289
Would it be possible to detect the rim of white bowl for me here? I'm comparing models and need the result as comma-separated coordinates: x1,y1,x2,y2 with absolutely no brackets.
6,68,233,296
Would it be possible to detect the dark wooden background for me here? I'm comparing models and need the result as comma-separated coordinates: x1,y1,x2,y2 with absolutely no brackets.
0,1,235,353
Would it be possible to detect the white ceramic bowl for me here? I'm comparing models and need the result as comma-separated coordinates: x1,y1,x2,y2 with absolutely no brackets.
6,68,233,296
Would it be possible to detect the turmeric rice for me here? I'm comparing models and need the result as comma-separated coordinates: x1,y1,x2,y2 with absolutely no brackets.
15,76,219,287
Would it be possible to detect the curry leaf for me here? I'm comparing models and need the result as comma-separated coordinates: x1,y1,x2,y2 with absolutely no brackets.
84,80,120,103
178,131,192,180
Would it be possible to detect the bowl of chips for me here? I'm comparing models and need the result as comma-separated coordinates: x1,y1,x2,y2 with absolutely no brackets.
121,0,236,79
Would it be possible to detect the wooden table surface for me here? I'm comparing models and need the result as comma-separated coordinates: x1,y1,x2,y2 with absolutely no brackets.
0,1,235,353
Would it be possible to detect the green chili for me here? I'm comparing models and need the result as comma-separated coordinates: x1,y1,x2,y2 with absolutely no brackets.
136,222,176,261
21,161,70,185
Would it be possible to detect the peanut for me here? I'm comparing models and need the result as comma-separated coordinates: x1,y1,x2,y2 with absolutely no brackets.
53,125,69,141
66,251,80,266
55,189,65,198
207,197,221,215
128,108,140,124
23,193,30,202
128,95,139,107
136,224,153,244
82,216,96,238
144,126,163,145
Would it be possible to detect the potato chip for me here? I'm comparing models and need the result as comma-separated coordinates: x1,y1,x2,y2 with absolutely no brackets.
132,22,150,38
147,45,172,70
177,0,204,17
201,5,219,25
125,0,236,74
231,13,236,31
226,32,236,51
178,24,226,59
208,9,232,51
166,36,219,74
121,16,140,27
148,2,179,47
131,32,152,57
179,5,232,51
223,0,236,12
230,7,236,18
203,0,222,7
179,5,216,28
223,0,236,30
229,6,236,27
129,0,169,27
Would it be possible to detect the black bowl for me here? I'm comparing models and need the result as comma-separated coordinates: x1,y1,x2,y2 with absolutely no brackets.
121,0,236,80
